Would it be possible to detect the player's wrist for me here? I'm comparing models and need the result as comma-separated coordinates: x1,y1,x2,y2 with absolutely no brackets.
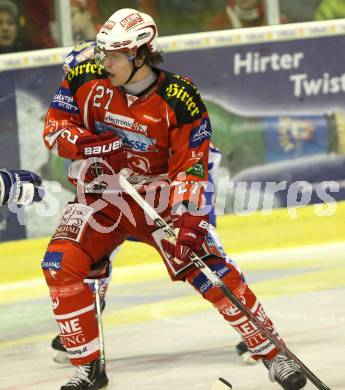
178,213,209,233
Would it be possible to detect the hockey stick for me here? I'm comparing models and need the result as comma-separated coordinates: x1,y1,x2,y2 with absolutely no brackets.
94,279,106,368
119,174,331,390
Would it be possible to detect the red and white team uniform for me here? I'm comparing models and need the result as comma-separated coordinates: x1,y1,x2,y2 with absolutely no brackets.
42,61,281,367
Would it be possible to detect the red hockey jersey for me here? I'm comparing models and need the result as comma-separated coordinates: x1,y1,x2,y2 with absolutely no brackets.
43,62,211,208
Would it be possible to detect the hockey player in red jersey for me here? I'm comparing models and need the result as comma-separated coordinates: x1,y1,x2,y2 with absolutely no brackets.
42,8,307,390
51,41,253,366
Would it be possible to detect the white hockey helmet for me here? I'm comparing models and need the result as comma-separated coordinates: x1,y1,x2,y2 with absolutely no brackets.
96,8,158,53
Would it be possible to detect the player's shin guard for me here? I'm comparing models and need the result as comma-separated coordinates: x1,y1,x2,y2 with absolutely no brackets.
48,282,101,366
51,277,108,364
42,245,102,366
187,258,280,361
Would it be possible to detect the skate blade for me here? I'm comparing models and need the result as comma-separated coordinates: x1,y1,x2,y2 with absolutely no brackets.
53,351,70,365
98,385,107,390
242,351,258,365
89,383,108,390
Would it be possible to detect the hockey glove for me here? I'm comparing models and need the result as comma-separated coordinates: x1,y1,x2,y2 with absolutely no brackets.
63,41,96,75
76,131,128,179
0,169,44,205
162,212,209,264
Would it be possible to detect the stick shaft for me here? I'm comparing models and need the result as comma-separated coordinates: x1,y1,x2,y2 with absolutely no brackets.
94,279,106,367
119,174,331,390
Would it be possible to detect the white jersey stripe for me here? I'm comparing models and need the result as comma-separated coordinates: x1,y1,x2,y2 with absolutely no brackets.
83,83,98,129
55,304,95,320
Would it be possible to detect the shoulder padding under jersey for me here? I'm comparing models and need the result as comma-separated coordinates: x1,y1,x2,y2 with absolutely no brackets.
160,71,207,125
66,59,107,95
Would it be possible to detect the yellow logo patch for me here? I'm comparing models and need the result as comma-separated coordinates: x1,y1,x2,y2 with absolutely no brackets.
165,83,201,117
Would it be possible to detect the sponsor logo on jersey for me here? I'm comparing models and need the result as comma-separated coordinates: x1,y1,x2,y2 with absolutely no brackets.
189,117,211,148
193,263,230,294
50,87,79,113
191,150,203,160
127,152,151,174
126,94,139,107
59,318,82,334
104,112,148,134
205,234,226,258
67,346,88,355
67,63,103,81
186,162,205,178
120,12,144,31
41,251,63,271
52,204,93,243
165,83,201,117
95,122,157,152
142,114,162,123
52,297,59,309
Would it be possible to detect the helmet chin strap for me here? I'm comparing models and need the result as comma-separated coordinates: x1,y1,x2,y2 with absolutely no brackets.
124,55,145,85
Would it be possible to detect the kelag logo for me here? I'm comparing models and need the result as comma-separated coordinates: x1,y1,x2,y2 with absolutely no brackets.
189,117,211,148
50,87,79,114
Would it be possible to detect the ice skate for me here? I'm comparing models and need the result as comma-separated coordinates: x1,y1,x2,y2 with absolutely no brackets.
235,340,257,364
60,358,108,390
51,335,69,364
263,353,307,390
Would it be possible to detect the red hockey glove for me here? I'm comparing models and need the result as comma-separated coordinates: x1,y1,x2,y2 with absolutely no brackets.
76,131,128,178
163,213,209,264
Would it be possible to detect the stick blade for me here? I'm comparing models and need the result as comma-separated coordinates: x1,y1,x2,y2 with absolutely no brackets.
211,377,232,390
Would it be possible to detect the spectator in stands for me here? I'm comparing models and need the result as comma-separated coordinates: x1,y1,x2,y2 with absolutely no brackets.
314,0,345,20
207,0,267,30
20,0,57,49
0,0,23,53
71,0,99,42
98,1,147,23
138,0,220,35
279,0,320,23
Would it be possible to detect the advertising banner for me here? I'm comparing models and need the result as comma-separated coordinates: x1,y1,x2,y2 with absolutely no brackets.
163,34,345,210
0,66,74,241
0,73,26,241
